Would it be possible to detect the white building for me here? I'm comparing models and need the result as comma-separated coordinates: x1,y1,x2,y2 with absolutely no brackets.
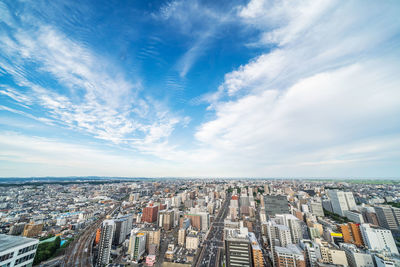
340,243,374,267
128,229,146,263
360,224,398,254
344,210,364,223
0,234,39,267
96,220,115,267
328,190,357,216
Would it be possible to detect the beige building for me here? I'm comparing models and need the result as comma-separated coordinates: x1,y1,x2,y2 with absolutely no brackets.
22,222,43,237
185,235,199,250
141,228,161,252
178,228,186,246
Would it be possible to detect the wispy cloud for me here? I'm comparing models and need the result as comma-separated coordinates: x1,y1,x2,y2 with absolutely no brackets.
154,0,234,77
0,6,183,157
194,0,400,176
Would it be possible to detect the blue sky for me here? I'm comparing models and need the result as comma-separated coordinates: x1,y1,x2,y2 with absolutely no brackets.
0,0,400,178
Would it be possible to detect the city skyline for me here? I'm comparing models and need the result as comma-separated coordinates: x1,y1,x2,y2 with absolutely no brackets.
1,0,400,178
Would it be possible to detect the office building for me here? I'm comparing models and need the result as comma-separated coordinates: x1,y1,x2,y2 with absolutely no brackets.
299,240,317,267
128,229,146,263
360,224,398,254
340,243,374,267
374,206,399,231
328,190,356,216
158,210,174,231
0,234,39,267
113,218,128,245
142,204,159,223
274,244,305,267
309,202,324,217
225,227,254,267
178,228,186,246
141,228,161,252
249,232,264,267
264,195,289,217
9,223,26,236
186,234,199,250
96,220,115,267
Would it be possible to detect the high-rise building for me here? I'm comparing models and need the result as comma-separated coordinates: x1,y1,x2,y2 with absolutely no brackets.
264,195,289,217
158,210,174,231
9,223,26,236
360,224,398,254
178,228,186,246
274,244,305,267
328,190,356,216
113,218,128,245
225,228,254,267
96,220,115,267
128,229,146,263
185,234,199,250
374,206,399,231
275,214,303,244
299,240,317,267
0,234,39,267
340,243,374,267
142,204,159,223
309,202,324,217
141,228,161,253
249,232,264,267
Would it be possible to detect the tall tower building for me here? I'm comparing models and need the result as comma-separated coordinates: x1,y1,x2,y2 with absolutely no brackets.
374,206,399,231
225,229,254,267
128,229,146,263
178,228,186,246
96,220,115,267
328,190,356,216
142,204,159,223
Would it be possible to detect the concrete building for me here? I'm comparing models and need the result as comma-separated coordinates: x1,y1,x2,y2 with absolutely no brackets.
8,223,26,236
374,206,399,231
249,232,264,267
328,190,356,216
299,240,317,267
158,210,174,231
264,195,289,217
225,228,254,267
344,210,364,224
309,202,324,217
340,243,374,267
22,222,43,238
274,244,306,267
178,228,186,246
141,228,161,252
96,220,115,267
185,234,199,250
360,224,398,254
275,214,303,244
0,234,39,267
128,229,146,263
142,204,159,223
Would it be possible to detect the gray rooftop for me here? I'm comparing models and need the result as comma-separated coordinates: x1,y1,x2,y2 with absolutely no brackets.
0,234,38,252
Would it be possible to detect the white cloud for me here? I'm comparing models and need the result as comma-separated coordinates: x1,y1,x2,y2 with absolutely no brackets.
194,0,400,176
0,16,183,158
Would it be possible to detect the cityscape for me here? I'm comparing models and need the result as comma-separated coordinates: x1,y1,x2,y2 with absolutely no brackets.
1,0,400,267
1,178,400,267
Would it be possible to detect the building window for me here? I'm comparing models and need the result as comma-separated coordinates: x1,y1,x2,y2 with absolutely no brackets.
0,252,14,262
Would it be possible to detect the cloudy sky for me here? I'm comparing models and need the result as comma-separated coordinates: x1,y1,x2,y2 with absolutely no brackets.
0,0,399,178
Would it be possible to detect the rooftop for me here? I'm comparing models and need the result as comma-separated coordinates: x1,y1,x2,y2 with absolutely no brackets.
0,234,38,252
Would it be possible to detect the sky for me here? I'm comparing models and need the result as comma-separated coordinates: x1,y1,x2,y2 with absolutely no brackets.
0,0,400,178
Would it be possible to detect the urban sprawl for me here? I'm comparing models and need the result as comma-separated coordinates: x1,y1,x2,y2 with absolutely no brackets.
1,179,400,267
